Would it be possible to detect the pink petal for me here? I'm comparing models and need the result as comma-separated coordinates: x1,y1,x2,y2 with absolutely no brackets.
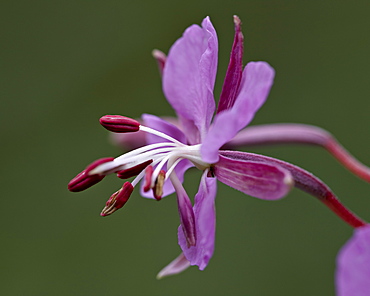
156,253,190,279
163,16,218,140
110,129,147,152
215,153,293,200
201,61,275,163
336,225,370,296
217,15,244,113
178,172,217,270
219,150,366,228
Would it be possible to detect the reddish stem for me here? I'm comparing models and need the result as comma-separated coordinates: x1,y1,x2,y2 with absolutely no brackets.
325,138,370,183
322,192,366,228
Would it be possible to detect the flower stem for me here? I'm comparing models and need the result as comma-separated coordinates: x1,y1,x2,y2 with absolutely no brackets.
321,191,366,228
325,138,370,183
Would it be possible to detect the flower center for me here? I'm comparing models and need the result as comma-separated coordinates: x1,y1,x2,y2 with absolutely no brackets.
90,123,210,193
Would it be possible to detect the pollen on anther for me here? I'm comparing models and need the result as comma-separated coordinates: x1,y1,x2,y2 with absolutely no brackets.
101,182,134,216
153,170,166,201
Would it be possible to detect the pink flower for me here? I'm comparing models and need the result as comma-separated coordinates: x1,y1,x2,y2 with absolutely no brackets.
336,225,370,296
68,16,370,280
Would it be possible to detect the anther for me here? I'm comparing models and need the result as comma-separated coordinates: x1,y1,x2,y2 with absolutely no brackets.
153,170,166,201
100,115,140,133
101,182,134,217
143,166,154,192
116,159,153,179
68,157,114,192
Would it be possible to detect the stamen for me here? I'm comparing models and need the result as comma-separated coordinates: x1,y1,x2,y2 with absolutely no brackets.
114,142,178,164
100,115,140,133
151,154,171,187
139,125,185,146
115,147,175,168
117,159,153,179
90,144,177,175
144,166,154,192
130,157,164,187
68,157,114,192
101,182,134,216
153,170,166,201
165,158,183,181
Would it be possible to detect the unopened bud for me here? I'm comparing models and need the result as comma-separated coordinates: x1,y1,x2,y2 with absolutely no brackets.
153,170,166,201
116,159,153,179
101,182,134,216
100,115,140,133
68,157,114,192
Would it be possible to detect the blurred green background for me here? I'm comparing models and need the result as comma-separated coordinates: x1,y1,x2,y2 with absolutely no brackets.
1,1,369,295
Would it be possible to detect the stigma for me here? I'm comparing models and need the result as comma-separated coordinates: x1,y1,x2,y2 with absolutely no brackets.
68,115,210,215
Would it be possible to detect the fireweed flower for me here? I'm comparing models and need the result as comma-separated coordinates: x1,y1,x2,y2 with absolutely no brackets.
336,224,370,296
68,16,370,284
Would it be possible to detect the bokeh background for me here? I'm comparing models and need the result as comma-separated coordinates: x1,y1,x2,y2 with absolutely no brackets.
1,1,369,295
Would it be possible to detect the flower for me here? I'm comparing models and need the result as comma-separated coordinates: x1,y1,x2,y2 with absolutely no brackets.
336,225,370,296
69,16,370,280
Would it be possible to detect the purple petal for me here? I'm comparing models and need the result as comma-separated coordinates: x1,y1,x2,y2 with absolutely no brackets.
336,225,370,296
178,172,217,270
163,16,218,140
170,171,197,247
177,114,202,145
217,15,244,113
201,61,275,163
215,153,293,200
142,113,186,144
156,253,191,279
219,150,366,227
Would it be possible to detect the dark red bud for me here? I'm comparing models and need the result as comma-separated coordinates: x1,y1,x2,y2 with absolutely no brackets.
68,157,114,192
101,182,134,216
116,159,153,179
100,115,140,133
